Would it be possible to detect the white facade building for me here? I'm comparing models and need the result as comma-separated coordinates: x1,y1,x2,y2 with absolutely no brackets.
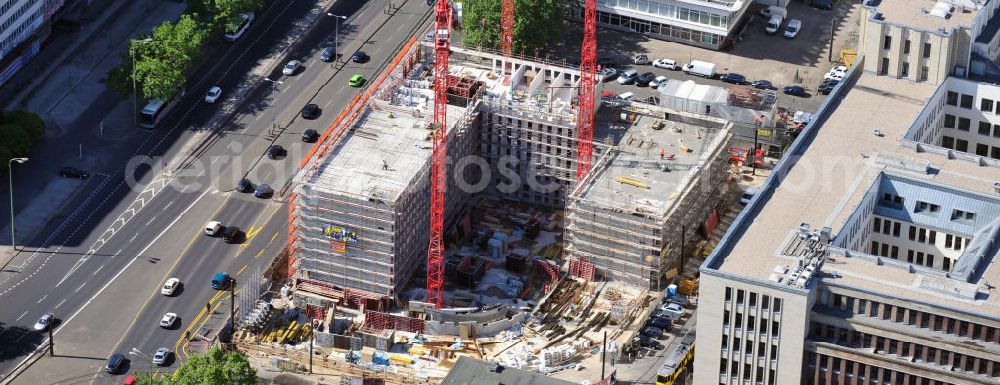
570,0,752,49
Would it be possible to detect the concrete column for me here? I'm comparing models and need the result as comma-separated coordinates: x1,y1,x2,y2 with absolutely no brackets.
972,354,981,374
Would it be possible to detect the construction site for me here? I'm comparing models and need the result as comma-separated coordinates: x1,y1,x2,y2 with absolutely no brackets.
231,1,767,383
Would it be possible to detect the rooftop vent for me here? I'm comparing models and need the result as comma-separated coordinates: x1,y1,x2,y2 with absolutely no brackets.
930,2,953,18
993,182,1000,193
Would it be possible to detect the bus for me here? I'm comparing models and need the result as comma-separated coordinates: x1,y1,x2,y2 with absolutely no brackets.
655,333,695,385
139,96,178,129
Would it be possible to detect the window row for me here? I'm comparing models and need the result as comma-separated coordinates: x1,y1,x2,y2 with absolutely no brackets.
724,287,782,312
820,291,999,345
941,135,1000,160
807,351,958,385
597,0,731,28
945,91,975,109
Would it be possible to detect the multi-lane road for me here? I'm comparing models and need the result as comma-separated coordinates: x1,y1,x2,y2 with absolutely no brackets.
0,0,433,383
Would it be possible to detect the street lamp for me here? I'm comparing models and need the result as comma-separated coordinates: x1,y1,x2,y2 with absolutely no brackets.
327,13,347,64
8,157,27,250
262,78,284,129
131,38,154,127
129,348,153,378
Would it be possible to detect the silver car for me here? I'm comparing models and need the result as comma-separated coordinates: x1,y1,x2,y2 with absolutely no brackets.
33,313,54,331
152,347,170,365
282,60,301,75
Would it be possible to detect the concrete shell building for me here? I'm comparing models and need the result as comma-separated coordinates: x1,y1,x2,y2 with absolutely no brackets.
288,40,737,308
695,61,1000,384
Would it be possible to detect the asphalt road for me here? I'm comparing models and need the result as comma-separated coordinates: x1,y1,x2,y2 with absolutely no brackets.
0,0,431,382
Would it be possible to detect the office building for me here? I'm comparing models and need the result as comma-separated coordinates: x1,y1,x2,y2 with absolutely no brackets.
570,0,753,50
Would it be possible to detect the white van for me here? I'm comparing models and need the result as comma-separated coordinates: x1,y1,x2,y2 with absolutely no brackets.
224,13,255,41
617,68,639,84
618,92,635,101
765,14,784,35
682,60,716,78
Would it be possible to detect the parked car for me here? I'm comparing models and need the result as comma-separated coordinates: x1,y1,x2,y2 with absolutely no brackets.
320,47,335,62
596,57,617,69
617,92,635,101
765,13,784,34
632,55,651,65
652,58,677,70
301,103,321,119
349,74,365,87
750,80,773,90
59,166,89,179
636,72,656,87
810,0,833,10
159,312,178,328
105,353,127,373
641,326,663,338
740,186,758,205
267,145,285,160
784,19,802,38
720,73,746,85
819,80,839,95
650,75,669,88
599,67,618,82
682,60,716,78
783,85,807,97
352,50,369,63
204,221,223,236
282,60,302,75
236,178,254,193
152,348,170,366
617,68,638,84
33,313,54,331
648,316,672,330
637,335,663,349
302,128,319,143
760,5,786,19
659,303,685,320
255,183,274,198
204,86,222,103
160,278,180,296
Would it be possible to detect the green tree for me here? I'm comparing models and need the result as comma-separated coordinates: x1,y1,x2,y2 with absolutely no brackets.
214,0,265,27
151,15,209,67
460,0,568,55
131,347,256,385
5,110,45,139
135,57,185,101
0,124,31,157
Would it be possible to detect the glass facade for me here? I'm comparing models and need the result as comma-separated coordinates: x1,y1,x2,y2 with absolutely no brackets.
597,0,732,29
591,9,724,47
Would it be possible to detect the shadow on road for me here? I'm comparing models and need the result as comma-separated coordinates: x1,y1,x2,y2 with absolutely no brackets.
0,322,45,362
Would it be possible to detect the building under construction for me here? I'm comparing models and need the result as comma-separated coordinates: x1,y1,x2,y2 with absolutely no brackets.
287,39,737,307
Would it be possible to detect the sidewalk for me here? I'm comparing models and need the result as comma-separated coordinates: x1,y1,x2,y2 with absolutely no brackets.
0,0,185,278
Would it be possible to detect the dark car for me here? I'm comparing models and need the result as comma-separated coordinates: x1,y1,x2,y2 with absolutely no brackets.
320,47,335,62
236,178,254,193
635,72,656,87
222,226,242,244
637,335,662,349
59,166,89,179
302,128,319,143
721,73,746,85
254,183,273,198
648,317,672,331
599,67,618,82
267,145,286,160
105,353,127,373
750,80,773,90
819,81,838,95
301,103,321,119
641,326,663,338
810,0,833,10
596,57,617,69
783,85,807,97
351,51,369,63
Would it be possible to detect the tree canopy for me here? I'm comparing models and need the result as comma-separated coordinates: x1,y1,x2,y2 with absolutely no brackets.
131,347,257,385
460,0,568,56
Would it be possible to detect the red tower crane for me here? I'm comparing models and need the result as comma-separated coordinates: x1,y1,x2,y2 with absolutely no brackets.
426,0,452,309
576,0,597,180
500,0,515,56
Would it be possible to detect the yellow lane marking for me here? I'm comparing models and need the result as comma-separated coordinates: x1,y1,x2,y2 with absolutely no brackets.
237,264,248,276
245,226,262,241
172,290,226,354
181,289,240,359
270,231,279,243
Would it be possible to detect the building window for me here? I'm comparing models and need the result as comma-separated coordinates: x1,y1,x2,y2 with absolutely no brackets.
883,35,892,50
920,66,929,81
943,114,955,128
923,42,932,58
947,91,958,106
980,121,992,135
903,40,910,54
952,209,975,222
873,217,882,232
992,146,1000,159
909,226,917,241
880,57,889,75
957,138,969,152
958,117,971,131
977,143,989,156
901,62,909,77
942,135,955,148
982,98,994,113
961,94,974,109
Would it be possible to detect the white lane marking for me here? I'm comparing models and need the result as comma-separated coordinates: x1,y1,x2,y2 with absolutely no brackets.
35,295,47,304
146,216,157,226
54,298,67,309
75,282,86,292
162,201,173,211
15,310,27,321
115,249,123,256
92,264,104,276
129,234,139,243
